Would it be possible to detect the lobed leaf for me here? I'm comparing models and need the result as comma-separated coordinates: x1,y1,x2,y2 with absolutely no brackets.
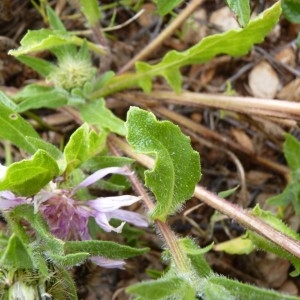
0,150,59,196
135,2,281,93
92,1,281,99
126,107,200,221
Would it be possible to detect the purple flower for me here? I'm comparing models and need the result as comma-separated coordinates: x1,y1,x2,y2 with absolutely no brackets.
0,166,148,268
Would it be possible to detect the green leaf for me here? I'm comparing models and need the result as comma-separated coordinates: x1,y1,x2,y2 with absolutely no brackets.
205,275,300,300
127,276,192,300
80,98,126,136
218,185,239,198
64,240,148,259
14,85,68,112
0,234,34,269
178,238,213,277
83,156,133,171
155,0,184,16
250,205,300,276
0,103,40,154
0,150,59,196
268,181,300,213
46,6,67,31
25,136,65,173
282,0,300,23
52,253,89,267
283,133,300,171
94,2,281,97
15,55,55,77
64,123,90,174
213,234,256,255
136,2,281,93
0,90,18,111
80,0,101,26
226,0,250,27
8,29,106,57
126,107,200,221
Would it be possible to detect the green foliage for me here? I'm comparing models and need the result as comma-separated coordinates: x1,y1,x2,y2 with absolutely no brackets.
80,0,101,26
268,134,300,213
8,28,106,57
94,2,281,96
0,103,40,154
154,0,184,16
0,234,34,269
80,98,126,136
126,107,200,221
282,0,300,23
64,240,149,259
14,84,68,112
226,0,250,27
0,150,59,196
250,205,300,276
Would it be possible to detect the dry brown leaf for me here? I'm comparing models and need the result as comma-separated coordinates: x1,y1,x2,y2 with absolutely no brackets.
248,61,280,98
277,78,300,101
231,128,255,153
274,47,296,67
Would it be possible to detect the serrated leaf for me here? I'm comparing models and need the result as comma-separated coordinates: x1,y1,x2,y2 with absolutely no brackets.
80,0,101,26
0,234,34,269
126,107,200,221
155,0,184,16
226,0,250,27
64,240,148,259
15,85,68,112
282,0,300,23
135,2,281,93
0,103,40,154
0,150,59,196
80,98,126,136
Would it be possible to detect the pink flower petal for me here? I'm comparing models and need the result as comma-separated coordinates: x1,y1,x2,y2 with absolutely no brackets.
93,211,125,233
90,256,126,269
107,209,148,228
87,195,142,213
72,167,128,194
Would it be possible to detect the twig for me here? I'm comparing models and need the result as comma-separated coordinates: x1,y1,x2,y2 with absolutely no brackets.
110,135,300,260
